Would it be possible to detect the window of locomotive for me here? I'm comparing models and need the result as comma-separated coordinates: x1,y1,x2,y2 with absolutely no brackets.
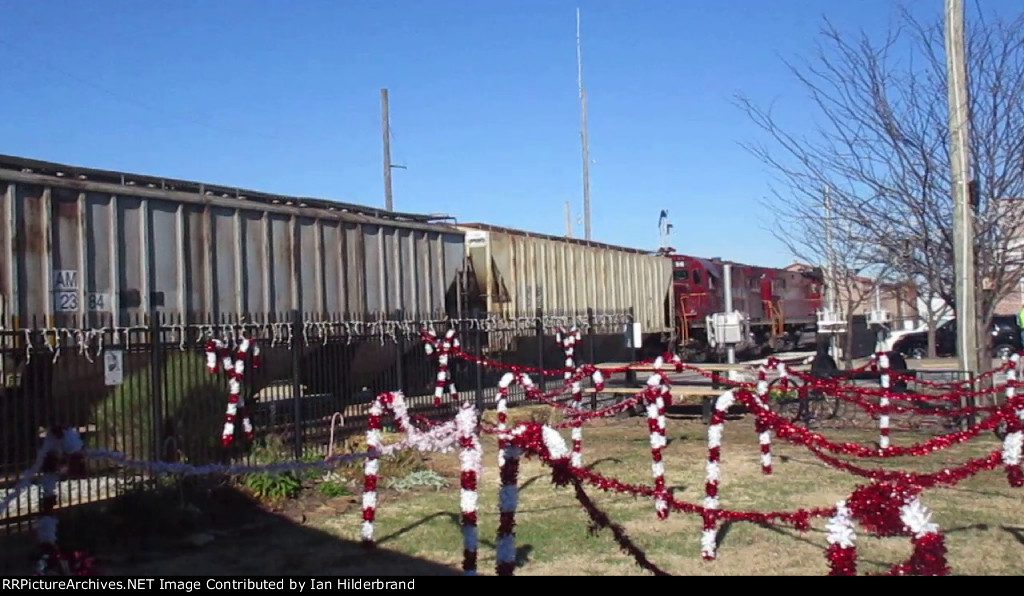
673,269,689,281
692,269,702,285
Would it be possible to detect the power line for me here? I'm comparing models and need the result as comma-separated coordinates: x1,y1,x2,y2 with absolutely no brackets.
0,39,284,142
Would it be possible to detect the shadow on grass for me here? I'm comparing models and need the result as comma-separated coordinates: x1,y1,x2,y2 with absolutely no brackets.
0,479,461,576
376,509,534,572
1000,525,1024,546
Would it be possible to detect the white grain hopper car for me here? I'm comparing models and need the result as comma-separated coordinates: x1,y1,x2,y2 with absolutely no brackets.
457,223,675,353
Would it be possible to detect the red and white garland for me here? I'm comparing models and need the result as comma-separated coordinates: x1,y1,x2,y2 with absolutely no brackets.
496,422,571,576
754,366,774,475
361,391,463,547
423,327,459,407
205,337,260,446
702,390,735,560
824,500,857,576
1001,354,1023,486
557,326,586,468
361,393,385,547
828,482,948,576
495,371,537,576
456,403,482,575
35,427,90,576
878,353,891,449
645,358,672,519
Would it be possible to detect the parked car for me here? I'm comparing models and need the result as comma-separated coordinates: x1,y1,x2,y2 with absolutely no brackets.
891,315,1022,359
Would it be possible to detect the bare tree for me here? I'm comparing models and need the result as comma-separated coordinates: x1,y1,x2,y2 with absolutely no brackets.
737,5,1024,367
767,185,891,364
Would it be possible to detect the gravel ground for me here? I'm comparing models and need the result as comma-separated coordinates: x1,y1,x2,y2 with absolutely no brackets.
2,473,141,520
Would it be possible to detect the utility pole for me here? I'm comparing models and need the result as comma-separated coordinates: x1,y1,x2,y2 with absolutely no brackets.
577,8,592,241
945,0,979,375
823,186,839,359
565,201,573,238
381,88,394,211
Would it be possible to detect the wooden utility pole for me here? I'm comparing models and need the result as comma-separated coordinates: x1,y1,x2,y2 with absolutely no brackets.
577,8,592,240
381,88,394,211
945,0,979,375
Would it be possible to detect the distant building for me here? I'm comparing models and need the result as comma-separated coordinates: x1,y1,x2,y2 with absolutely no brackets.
993,197,1024,316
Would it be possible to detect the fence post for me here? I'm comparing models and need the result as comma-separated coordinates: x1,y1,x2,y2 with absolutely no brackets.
536,307,546,392
587,307,598,365
290,309,304,460
149,311,164,465
394,310,405,394
965,370,976,430
473,308,485,412
587,307,598,410
625,306,637,387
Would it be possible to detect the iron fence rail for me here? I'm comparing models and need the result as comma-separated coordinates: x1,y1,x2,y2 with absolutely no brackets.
0,306,639,531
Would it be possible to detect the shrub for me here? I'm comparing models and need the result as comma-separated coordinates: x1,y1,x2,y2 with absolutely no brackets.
240,434,306,505
91,350,226,465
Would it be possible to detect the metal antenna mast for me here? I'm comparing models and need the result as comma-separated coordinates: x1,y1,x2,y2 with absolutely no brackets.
577,8,592,240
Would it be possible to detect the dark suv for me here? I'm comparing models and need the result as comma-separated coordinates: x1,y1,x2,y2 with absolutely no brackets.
892,315,1022,359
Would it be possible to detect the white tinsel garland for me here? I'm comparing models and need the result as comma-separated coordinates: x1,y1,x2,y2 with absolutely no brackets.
825,500,856,549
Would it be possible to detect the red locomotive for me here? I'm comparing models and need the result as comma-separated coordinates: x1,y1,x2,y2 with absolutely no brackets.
661,251,825,361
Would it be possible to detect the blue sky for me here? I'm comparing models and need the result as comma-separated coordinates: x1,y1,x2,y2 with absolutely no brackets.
0,0,985,267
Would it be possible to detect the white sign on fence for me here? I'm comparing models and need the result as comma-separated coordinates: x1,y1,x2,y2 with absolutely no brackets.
104,350,124,386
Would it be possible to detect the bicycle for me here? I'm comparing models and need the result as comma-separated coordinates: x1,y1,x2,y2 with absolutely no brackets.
765,375,844,428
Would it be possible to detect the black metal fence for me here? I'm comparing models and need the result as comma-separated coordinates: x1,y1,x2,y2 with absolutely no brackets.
0,306,640,531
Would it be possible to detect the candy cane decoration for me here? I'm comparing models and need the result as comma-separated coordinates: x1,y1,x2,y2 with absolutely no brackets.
702,390,736,560
496,435,521,576
1001,354,1023,487
205,337,258,447
34,427,85,575
896,496,948,575
424,327,459,407
361,390,463,547
754,366,773,475
878,353,891,449
557,326,586,468
645,358,671,519
494,422,571,577
455,403,482,575
824,500,857,576
361,392,389,547
494,372,536,576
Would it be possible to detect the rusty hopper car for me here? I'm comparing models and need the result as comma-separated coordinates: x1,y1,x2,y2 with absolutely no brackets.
0,155,465,435
457,223,674,356
0,155,464,323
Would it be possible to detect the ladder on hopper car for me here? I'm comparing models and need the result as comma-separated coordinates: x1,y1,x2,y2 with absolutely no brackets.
763,299,785,337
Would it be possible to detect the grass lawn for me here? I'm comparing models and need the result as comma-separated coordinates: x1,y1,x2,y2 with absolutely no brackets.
5,404,1022,576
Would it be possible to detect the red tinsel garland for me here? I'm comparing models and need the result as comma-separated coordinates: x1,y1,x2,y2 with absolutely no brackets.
826,543,857,576
571,479,671,576
883,532,950,576
735,388,1014,459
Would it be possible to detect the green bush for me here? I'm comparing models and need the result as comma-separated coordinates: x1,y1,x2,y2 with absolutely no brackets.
317,480,351,498
240,434,308,504
91,350,227,465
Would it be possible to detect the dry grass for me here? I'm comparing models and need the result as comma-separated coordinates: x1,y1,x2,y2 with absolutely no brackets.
330,414,1024,576
8,406,1024,576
